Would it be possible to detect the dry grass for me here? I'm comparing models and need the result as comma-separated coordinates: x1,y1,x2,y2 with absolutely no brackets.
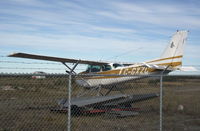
0,75,200,131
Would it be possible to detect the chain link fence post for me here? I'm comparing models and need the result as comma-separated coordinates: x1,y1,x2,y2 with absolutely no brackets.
67,74,72,131
160,74,163,131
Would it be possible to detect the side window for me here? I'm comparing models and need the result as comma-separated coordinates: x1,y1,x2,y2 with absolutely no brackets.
113,63,123,68
102,64,112,71
91,65,101,72
86,65,101,73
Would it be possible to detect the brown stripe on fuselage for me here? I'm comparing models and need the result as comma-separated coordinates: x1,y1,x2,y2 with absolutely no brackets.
157,61,182,67
146,55,183,63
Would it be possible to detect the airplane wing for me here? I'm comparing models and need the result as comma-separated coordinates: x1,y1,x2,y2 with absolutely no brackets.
59,94,126,107
59,93,159,108
8,52,135,66
104,93,159,106
8,52,108,65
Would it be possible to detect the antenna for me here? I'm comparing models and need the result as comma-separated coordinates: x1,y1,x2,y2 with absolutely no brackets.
105,47,143,61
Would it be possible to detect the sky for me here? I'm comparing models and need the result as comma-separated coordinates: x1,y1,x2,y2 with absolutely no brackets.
0,0,200,74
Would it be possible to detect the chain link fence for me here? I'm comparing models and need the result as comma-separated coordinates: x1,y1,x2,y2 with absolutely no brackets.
0,73,200,131
70,74,161,131
162,75,200,131
0,74,68,130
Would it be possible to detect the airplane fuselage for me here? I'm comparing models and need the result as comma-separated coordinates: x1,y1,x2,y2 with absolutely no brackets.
75,63,169,88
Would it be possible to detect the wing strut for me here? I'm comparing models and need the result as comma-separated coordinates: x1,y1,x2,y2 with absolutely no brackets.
62,60,80,75
62,60,93,98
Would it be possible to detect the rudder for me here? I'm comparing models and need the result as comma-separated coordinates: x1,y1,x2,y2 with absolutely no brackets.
147,30,188,68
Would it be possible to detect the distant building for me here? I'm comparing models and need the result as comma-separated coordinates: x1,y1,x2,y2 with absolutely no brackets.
32,71,46,79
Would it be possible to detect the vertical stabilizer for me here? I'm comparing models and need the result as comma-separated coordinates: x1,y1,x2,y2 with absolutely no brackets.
161,30,188,59
147,30,188,67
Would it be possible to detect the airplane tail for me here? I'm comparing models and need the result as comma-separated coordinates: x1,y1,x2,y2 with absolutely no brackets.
147,30,188,68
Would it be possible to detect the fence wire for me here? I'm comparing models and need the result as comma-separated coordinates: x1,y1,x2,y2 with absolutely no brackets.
70,74,161,131
0,74,68,130
0,73,200,131
162,76,200,131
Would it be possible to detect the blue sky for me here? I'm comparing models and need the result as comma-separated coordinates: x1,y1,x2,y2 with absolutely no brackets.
0,0,200,74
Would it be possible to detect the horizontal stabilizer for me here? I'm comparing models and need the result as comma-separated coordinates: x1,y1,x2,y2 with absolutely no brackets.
142,63,173,70
177,66,198,71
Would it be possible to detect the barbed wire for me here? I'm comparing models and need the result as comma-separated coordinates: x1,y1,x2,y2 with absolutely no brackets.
0,60,87,66
184,65,200,67
0,67,85,70
1,60,200,66
0,60,61,65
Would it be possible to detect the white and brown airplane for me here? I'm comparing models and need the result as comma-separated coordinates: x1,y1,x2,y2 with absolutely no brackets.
8,30,190,115
9,30,189,89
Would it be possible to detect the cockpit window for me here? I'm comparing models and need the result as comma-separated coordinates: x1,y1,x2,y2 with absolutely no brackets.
102,64,112,71
86,65,101,73
85,64,114,73
91,65,101,72
113,63,123,68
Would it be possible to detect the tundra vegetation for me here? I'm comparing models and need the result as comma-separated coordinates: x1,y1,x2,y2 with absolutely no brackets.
0,74,199,131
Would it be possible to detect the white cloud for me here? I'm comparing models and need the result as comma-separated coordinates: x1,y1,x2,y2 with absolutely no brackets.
97,1,200,28
0,0,199,68
111,2,152,13
91,26,136,33
0,31,169,65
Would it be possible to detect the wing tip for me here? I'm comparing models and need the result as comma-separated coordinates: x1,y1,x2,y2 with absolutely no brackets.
7,52,19,57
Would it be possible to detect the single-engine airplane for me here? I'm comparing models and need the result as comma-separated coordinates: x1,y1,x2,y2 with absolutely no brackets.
8,30,190,116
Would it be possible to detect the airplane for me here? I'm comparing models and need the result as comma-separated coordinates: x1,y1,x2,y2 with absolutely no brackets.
8,30,189,116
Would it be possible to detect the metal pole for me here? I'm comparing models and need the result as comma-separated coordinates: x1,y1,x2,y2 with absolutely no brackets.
68,74,72,131
160,74,163,131
62,61,79,131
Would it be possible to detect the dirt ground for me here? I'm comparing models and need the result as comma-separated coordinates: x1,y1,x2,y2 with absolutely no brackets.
0,75,200,131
